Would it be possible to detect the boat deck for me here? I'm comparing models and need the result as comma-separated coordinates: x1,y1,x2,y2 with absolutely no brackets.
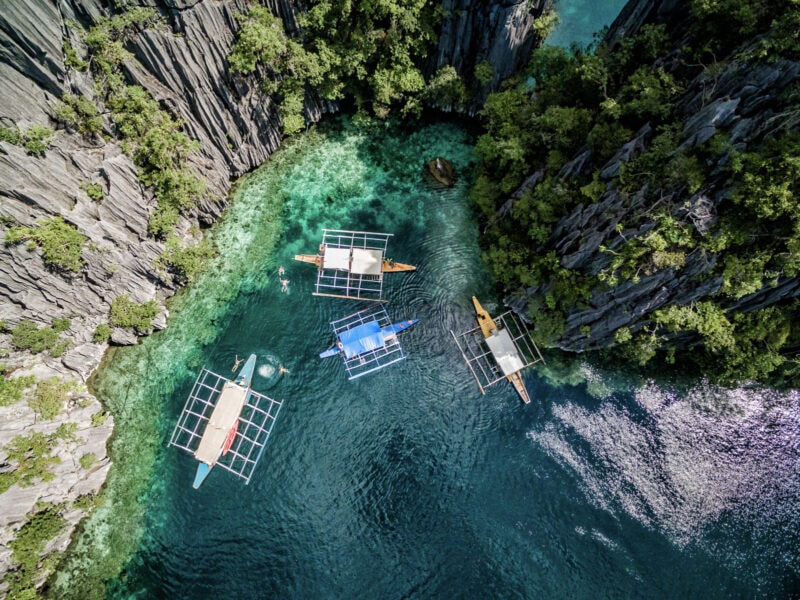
451,306,545,399
312,229,393,301
328,304,408,380
194,381,248,464
169,367,283,484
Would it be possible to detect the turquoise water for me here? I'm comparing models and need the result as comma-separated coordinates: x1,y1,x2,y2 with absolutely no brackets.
547,0,630,48
57,116,800,599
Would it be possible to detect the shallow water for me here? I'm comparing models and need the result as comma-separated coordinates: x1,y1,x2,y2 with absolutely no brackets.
547,0,630,48
51,115,800,599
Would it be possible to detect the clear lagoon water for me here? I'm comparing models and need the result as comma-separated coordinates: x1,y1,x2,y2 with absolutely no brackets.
50,6,800,598
53,115,800,600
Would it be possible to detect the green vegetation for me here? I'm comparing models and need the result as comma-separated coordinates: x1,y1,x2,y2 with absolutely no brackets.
109,294,159,334
78,7,206,237
0,123,54,156
6,503,68,599
93,323,113,342
229,1,448,126
0,371,36,407
155,233,217,284
54,92,103,135
79,452,98,470
9,319,72,357
471,0,800,384
0,425,77,494
64,40,89,70
30,377,77,420
5,217,87,273
90,410,108,427
82,181,106,203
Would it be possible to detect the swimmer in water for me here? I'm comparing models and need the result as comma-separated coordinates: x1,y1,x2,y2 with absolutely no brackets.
232,355,242,371
280,278,289,293
279,365,290,374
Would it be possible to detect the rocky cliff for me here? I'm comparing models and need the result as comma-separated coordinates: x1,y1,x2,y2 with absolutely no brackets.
0,0,545,591
500,0,800,360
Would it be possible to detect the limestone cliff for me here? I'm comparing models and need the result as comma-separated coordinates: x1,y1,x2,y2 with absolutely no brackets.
499,0,800,360
0,0,545,590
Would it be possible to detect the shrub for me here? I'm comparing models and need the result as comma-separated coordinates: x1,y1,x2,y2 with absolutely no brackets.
5,217,87,273
93,323,113,342
79,452,98,470
0,373,36,407
156,234,216,284
81,181,105,203
9,319,71,356
7,504,68,598
90,411,108,427
0,427,75,493
63,40,89,70
22,124,54,156
30,377,76,420
110,294,159,334
425,65,467,109
54,93,103,135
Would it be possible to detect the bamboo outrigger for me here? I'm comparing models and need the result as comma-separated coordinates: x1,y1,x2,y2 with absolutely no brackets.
168,354,284,488
294,253,416,273
451,297,545,404
295,229,416,301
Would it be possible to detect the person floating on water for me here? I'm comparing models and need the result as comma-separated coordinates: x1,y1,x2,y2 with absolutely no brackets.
280,278,289,293
278,265,285,276
232,355,242,371
279,365,290,374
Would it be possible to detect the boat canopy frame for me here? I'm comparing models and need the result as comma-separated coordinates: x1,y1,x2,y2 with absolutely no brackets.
168,367,283,484
328,304,408,380
313,229,393,301
450,310,545,394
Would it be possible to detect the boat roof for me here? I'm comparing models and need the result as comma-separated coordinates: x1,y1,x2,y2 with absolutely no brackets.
328,304,408,379
485,328,526,376
193,381,248,464
339,320,384,359
313,229,393,301
451,308,545,393
168,366,283,485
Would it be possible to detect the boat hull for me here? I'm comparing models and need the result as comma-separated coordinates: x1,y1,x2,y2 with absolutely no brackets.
294,254,416,272
472,297,532,405
193,462,211,489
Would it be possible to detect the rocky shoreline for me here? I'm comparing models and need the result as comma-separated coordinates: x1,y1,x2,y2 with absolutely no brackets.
0,0,543,592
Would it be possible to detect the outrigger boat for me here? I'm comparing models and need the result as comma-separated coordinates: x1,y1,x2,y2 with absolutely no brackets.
451,297,545,404
295,253,416,273
168,354,284,489
321,305,419,379
320,318,419,359
472,297,532,404
296,229,416,301
190,354,256,488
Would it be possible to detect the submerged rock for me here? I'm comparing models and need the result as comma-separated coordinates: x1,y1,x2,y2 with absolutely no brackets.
426,156,457,187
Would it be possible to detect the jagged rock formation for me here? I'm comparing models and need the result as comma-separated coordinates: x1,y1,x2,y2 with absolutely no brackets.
503,0,800,352
0,0,546,589
432,0,552,112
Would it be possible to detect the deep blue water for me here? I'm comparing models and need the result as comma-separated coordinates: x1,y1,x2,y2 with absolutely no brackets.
76,117,800,599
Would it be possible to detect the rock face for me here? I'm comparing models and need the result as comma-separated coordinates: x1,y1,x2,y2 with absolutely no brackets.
502,0,800,352
0,0,546,589
432,0,552,112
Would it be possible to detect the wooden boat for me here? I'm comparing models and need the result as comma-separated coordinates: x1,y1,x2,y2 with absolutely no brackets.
294,253,416,273
472,297,532,404
320,318,419,359
192,354,256,488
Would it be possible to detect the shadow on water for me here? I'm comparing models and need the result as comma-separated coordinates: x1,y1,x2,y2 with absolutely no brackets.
55,115,800,599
